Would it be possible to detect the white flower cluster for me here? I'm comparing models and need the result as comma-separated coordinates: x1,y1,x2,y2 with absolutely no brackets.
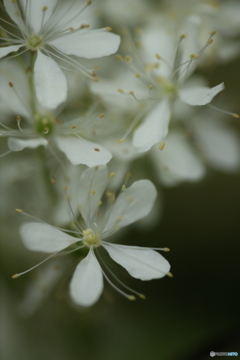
1,0,239,308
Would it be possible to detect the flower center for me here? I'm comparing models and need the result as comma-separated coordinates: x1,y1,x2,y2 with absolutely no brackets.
26,33,44,51
35,113,54,136
82,229,101,248
156,77,178,98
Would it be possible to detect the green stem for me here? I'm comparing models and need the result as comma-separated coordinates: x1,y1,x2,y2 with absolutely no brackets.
37,146,58,209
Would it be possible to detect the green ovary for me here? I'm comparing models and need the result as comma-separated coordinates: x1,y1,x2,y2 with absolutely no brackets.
27,33,44,51
35,113,55,136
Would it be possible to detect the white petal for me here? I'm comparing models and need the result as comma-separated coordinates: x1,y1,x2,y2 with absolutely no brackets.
34,51,67,109
179,83,225,106
0,60,31,118
77,165,108,225
20,222,78,253
133,100,171,152
70,250,103,307
3,0,27,31
8,137,48,151
55,136,112,166
103,180,157,233
22,0,58,33
50,30,120,59
194,119,240,172
151,131,205,186
103,244,170,280
0,45,24,59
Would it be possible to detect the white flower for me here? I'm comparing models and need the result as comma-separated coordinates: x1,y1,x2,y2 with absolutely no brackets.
91,20,224,152
1,0,120,108
0,60,112,167
15,165,170,307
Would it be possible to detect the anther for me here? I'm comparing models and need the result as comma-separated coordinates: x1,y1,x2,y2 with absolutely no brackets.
42,6,48,11
97,200,102,206
207,39,214,45
15,208,23,213
167,272,173,278
80,24,90,29
16,115,21,122
139,294,146,300
118,139,124,143
90,190,96,195
179,34,186,39
190,54,199,60
156,54,161,60
8,82,14,87
51,179,56,184
148,84,153,90
125,56,131,62
121,185,126,191
135,73,140,78
210,31,216,36
118,89,124,94
87,1,92,5
106,27,112,32
116,54,123,61
94,66,100,70
164,247,170,252
63,185,67,191
71,125,76,129
99,114,105,118
233,113,239,118
159,141,165,150
128,295,136,301
94,148,100,151
12,274,19,279
109,172,115,178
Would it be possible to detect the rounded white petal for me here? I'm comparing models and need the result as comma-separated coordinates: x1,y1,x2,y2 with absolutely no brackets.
0,45,24,59
103,244,170,280
194,119,240,172
50,30,121,59
0,60,31,119
77,165,108,225
103,180,157,233
151,131,205,186
55,136,112,166
179,83,225,106
133,100,171,152
34,51,68,109
8,137,48,151
70,250,103,307
20,222,78,253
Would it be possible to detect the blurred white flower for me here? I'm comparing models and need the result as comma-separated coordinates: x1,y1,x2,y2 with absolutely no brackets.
0,0,120,108
15,165,170,307
0,61,112,167
91,21,225,152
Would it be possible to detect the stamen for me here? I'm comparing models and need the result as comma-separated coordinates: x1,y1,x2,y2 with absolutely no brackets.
12,251,60,279
96,249,146,300
101,264,136,301
159,141,165,150
63,185,83,232
7,80,31,116
0,150,12,158
208,104,239,118
14,208,80,234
